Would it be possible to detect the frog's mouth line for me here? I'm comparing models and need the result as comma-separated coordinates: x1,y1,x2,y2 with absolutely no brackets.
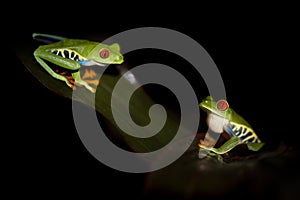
199,106,226,119
199,105,213,114
81,60,107,67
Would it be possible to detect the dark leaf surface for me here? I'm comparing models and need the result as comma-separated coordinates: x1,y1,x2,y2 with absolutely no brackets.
10,32,300,200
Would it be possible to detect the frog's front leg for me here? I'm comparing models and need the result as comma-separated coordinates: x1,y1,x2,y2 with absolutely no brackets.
34,50,74,88
199,136,240,155
34,49,95,93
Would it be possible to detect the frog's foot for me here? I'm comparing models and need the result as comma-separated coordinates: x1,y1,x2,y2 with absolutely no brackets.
72,71,96,93
82,68,97,79
84,79,100,86
81,69,100,86
198,146,225,162
247,142,265,151
53,69,76,89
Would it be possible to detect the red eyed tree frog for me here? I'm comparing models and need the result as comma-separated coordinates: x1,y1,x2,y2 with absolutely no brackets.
32,33,124,93
199,96,265,155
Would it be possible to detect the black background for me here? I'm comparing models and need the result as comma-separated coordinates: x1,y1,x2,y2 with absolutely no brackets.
4,3,299,199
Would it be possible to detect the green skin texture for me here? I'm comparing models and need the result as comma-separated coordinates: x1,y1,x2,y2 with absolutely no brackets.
33,33,124,93
199,96,265,155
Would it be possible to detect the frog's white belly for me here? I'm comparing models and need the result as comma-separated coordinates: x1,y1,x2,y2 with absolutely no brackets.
207,113,229,133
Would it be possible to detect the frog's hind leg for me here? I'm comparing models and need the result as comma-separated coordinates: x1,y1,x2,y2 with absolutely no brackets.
199,136,240,155
33,52,73,88
33,33,66,44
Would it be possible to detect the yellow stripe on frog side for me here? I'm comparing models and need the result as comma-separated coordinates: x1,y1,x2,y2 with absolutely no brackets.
230,122,261,143
50,48,87,62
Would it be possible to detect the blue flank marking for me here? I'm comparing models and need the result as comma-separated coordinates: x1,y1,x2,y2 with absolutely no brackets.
246,137,256,143
78,60,88,64
223,124,236,137
240,131,253,142
224,123,258,144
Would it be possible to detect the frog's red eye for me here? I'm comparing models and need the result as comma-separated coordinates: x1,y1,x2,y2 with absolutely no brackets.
100,48,110,59
217,99,229,111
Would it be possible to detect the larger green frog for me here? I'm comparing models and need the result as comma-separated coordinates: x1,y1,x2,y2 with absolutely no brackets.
198,96,265,155
32,33,124,93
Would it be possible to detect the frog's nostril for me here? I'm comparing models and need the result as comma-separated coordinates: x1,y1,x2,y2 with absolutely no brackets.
114,55,123,64
117,55,123,61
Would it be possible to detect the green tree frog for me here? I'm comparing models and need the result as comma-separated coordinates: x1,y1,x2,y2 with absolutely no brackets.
199,96,265,155
32,33,124,93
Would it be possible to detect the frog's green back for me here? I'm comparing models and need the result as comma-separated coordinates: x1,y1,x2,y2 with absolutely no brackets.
33,33,99,54
230,108,252,128
35,37,99,57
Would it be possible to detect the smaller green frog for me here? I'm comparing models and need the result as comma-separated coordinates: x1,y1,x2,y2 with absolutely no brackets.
198,96,265,155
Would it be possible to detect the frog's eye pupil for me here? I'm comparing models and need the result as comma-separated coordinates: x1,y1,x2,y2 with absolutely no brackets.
217,99,229,111
100,49,110,59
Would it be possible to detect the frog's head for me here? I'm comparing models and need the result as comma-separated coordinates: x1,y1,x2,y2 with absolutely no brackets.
88,43,124,64
199,96,233,133
199,96,233,120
